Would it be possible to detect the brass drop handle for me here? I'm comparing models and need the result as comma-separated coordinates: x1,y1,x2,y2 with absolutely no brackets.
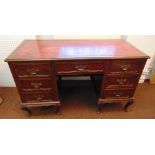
121,65,130,71
35,95,44,100
116,78,127,85
27,68,40,75
75,65,86,71
113,92,121,97
31,82,42,89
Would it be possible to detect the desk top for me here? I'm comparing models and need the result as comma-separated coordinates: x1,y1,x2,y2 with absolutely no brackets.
5,39,149,62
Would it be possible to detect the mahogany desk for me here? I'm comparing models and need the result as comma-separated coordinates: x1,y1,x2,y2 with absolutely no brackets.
5,39,149,115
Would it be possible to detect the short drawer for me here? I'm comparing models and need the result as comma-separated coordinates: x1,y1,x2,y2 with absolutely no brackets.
21,92,55,103
104,75,138,89
12,62,52,78
102,89,134,98
56,61,103,75
108,60,140,74
19,79,53,92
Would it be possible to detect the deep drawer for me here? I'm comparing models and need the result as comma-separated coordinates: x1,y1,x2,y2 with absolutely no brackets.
102,89,134,98
56,61,104,75
12,62,52,78
21,92,56,103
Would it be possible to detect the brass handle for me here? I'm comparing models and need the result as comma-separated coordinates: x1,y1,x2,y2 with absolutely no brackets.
35,95,44,100
27,68,40,75
74,65,86,71
121,65,130,71
31,82,42,89
116,79,127,85
113,92,121,97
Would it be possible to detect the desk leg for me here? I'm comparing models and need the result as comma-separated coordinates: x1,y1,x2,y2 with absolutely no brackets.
97,105,101,114
124,99,134,112
21,107,32,116
56,106,61,115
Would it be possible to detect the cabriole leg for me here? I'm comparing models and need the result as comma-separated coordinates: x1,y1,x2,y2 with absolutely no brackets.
97,105,102,114
21,107,32,116
125,100,134,112
56,106,61,115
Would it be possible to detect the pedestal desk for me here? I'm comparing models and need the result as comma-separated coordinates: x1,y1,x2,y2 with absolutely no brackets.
5,39,149,115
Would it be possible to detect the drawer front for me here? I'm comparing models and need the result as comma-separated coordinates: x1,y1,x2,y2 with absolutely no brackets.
108,60,140,74
12,62,52,78
104,75,137,89
102,89,134,98
56,61,103,75
22,92,56,103
19,79,53,92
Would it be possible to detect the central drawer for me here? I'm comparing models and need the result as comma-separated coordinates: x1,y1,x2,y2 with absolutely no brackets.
55,61,104,75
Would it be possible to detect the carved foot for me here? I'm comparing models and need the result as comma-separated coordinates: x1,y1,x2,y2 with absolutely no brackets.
97,105,102,114
22,107,32,116
125,105,129,112
56,106,61,115
124,101,134,112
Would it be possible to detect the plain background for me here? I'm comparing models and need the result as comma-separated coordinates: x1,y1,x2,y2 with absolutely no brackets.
0,1,155,155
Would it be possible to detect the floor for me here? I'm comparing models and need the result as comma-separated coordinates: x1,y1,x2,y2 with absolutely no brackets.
0,80,155,119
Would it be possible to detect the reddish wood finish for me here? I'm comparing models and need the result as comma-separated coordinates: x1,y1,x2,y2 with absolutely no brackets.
101,89,134,98
55,61,104,75
21,91,56,103
7,61,60,115
107,60,143,74
5,40,149,61
104,74,138,89
5,39,149,114
12,62,52,78
18,78,54,92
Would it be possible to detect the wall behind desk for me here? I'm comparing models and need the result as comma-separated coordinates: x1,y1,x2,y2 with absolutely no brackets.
126,35,155,82
0,35,36,87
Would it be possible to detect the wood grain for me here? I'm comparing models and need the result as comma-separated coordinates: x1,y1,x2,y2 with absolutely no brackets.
5,39,149,62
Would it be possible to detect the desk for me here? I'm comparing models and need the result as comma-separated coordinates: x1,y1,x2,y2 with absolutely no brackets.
5,39,149,115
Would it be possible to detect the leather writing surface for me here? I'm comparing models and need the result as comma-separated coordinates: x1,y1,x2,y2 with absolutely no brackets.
5,39,149,61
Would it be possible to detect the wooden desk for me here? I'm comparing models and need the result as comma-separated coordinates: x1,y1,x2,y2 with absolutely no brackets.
5,39,149,115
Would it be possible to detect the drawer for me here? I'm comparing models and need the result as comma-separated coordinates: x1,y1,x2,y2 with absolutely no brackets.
12,62,52,78
56,61,103,75
19,79,53,92
108,60,140,74
102,89,134,98
22,92,55,103
104,75,138,89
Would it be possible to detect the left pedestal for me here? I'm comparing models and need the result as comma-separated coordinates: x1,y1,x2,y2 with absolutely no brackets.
8,61,60,115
